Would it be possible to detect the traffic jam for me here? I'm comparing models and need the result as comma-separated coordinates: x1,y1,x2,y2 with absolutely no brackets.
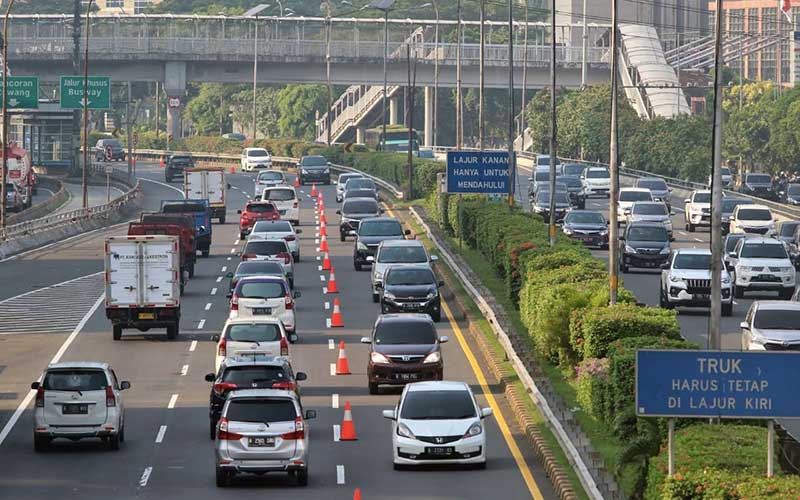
28,154,496,489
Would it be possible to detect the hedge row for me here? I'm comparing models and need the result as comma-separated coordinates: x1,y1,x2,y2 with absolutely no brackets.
329,151,443,199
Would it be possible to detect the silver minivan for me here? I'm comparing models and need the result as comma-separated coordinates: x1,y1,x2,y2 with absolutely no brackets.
215,389,316,487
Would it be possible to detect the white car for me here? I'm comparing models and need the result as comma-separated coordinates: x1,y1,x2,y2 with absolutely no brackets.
626,201,674,239
371,239,437,302
684,190,713,232
382,381,492,469
336,173,364,202
708,166,733,189
254,170,286,198
729,237,795,299
31,362,131,451
741,301,800,351
617,188,653,224
250,220,302,262
261,186,300,225
229,275,299,335
213,317,293,373
728,204,776,237
241,147,273,171
240,238,295,287
581,167,610,198
659,248,733,315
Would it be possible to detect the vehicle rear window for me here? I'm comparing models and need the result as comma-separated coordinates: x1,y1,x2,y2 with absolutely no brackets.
258,171,283,181
43,370,108,391
346,179,375,191
162,203,205,213
746,174,771,184
246,203,276,213
339,174,362,184
633,203,668,216
400,390,476,419
343,200,379,214
558,176,582,188
737,209,772,221
619,191,652,202
565,211,605,224
301,156,327,167
346,189,376,199
236,261,284,275
247,149,269,158
226,398,296,423
374,321,436,344
263,189,295,201
378,246,427,263
385,268,435,286
359,220,402,237
753,310,800,330
586,169,609,179
170,156,192,164
722,199,747,212
693,192,711,203
243,240,288,255
238,281,286,298
562,164,585,176
253,221,293,233
222,366,288,385
225,323,283,342
534,172,549,182
780,223,800,237
740,243,788,259
636,179,668,191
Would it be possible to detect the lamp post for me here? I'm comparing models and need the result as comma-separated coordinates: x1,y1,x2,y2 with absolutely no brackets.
0,0,14,230
479,0,484,150
244,4,271,145
322,0,332,146
432,0,439,148
82,0,94,209
455,0,462,148
368,0,396,152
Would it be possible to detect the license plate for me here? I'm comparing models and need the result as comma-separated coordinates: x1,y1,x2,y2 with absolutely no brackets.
402,304,420,311
695,294,710,300
394,373,419,381
253,307,272,315
138,312,155,320
62,404,89,415
248,436,275,447
578,236,595,242
425,446,455,455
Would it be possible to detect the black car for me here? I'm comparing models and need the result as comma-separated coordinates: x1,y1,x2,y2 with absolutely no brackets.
783,183,800,205
225,260,286,293
353,217,409,270
532,190,571,223
557,175,586,209
165,153,195,182
344,178,378,199
344,187,379,201
562,210,608,248
721,197,749,234
379,266,443,321
620,222,671,272
560,163,585,177
94,138,125,162
777,220,800,268
297,155,331,184
337,197,383,241
204,356,306,439
739,173,776,201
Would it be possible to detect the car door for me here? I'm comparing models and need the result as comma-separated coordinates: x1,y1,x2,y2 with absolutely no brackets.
42,369,109,427
222,397,299,460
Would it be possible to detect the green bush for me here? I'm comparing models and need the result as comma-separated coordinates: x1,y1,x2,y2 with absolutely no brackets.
576,358,609,421
337,151,443,199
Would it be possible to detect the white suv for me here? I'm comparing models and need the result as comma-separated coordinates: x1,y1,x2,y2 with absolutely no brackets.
728,204,776,236
241,148,273,171
31,362,130,451
741,301,800,351
617,188,653,224
229,275,300,335
261,186,300,226
684,190,713,232
729,237,796,299
213,317,293,372
660,248,733,316
581,167,611,198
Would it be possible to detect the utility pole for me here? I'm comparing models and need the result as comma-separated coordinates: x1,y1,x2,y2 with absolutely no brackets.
72,0,81,179
1,0,15,231
82,0,94,210
432,0,439,148
608,0,620,304
520,0,529,140
581,0,588,88
455,0,462,149
507,0,515,208
155,81,160,141
324,0,332,146
479,0,485,150
126,81,132,177
709,0,724,349
406,42,417,199
252,15,259,144
548,0,557,245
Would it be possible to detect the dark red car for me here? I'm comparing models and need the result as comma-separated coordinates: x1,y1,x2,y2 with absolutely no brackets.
238,201,279,239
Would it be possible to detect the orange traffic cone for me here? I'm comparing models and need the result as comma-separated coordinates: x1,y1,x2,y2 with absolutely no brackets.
340,400,357,439
159,156,165,168
319,223,328,237
353,488,362,500
327,267,339,293
294,176,300,188
318,193,324,207
311,183,317,197
230,165,235,174
320,211,327,224
319,235,329,253
330,298,344,328
322,251,331,271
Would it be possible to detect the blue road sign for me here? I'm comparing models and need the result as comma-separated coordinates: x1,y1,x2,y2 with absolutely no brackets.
636,349,800,419
446,151,512,194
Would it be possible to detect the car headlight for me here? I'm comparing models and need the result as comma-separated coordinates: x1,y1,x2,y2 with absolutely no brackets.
371,352,391,364
301,168,308,174
374,271,383,281
750,332,768,345
599,230,609,236
669,274,682,282
722,275,731,284
357,242,367,251
382,291,396,301
625,245,636,253
425,291,437,300
563,228,573,235
397,422,416,439
463,422,483,438
781,267,794,273
659,247,670,254
323,168,330,173
423,351,441,364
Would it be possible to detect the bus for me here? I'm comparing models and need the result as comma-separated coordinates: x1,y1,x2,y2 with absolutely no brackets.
365,127,420,153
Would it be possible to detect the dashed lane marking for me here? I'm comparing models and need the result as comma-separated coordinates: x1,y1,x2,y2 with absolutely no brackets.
336,465,345,484
230,248,236,254
318,265,323,271
320,275,326,281
694,238,704,243
323,287,329,294
333,425,341,443
189,340,197,352
138,466,153,488
167,394,178,409
325,302,330,310
326,318,332,329
211,288,218,295
180,364,189,376
332,394,339,408
329,363,336,376
328,338,335,349
155,425,167,443
205,303,212,311
227,257,232,261
221,266,227,272
216,276,223,283
197,319,206,329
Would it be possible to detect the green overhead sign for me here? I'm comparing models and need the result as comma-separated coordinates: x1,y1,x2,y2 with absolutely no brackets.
59,76,111,109
4,77,39,109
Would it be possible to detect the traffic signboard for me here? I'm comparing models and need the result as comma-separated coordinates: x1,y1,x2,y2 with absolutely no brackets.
168,96,181,109
59,76,111,109
446,151,512,194
636,349,800,419
4,76,38,109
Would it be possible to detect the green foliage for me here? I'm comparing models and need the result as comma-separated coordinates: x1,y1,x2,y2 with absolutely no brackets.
575,358,609,420
337,152,444,200
276,85,328,141
185,84,241,136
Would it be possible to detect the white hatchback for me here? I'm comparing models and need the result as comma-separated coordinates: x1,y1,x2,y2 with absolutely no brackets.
229,275,300,335
213,317,293,373
255,170,287,198
262,186,300,225
382,381,492,469
249,220,302,262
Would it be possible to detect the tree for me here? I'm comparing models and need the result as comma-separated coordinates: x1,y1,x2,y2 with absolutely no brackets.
185,83,242,136
275,85,327,141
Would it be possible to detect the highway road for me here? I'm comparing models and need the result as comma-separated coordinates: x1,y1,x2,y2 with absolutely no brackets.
0,163,557,500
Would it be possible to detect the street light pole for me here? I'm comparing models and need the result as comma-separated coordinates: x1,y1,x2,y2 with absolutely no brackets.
479,0,485,150
609,0,620,304
520,0,529,140
456,0,462,149
581,0,588,88
432,0,439,148
82,0,94,210
324,1,332,146
252,15,258,144
548,0,557,245
507,0,515,208
0,0,15,230
709,0,725,349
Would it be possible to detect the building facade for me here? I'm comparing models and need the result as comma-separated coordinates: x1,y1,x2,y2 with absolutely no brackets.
96,0,161,15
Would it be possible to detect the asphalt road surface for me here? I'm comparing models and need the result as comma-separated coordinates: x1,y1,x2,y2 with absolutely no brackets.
0,163,557,500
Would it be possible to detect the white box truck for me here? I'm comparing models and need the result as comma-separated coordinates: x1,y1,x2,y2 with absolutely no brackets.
184,167,227,224
104,235,181,340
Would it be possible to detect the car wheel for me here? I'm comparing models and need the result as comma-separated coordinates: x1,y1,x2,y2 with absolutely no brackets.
354,261,362,271
688,222,695,232
372,293,379,303
734,285,744,299
202,249,210,258
293,253,300,263
188,261,195,278
215,467,231,487
393,463,406,471
119,424,125,443
431,310,441,322
239,231,246,240
209,419,217,440
219,215,226,224
296,468,308,487
722,303,733,317
340,233,346,242
474,461,487,470
620,262,629,273
166,323,179,340
33,434,48,452
113,325,122,341
368,382,379,395
109,433,120,451
780,288,794,300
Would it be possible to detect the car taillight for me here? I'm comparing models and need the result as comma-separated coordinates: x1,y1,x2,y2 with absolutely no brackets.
218,336,227,356
281,417,305,440
272,381,296,391
284,235,296,241
280,336,289,356
293,201,298,208
240,213,252,221
217,417,243,440
285,294,294,310
213,382,238,395
105,386,116,407
277,252,291,264
35,387,44,407
241,254,256,261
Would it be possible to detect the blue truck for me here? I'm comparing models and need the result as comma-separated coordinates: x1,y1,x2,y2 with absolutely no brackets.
161,199,212,257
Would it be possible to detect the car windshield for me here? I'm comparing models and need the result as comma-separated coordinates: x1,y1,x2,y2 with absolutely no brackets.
633,203,668,216
247,149,269,158
359,221,402,237
674,253,711,269
534,172,549,182
753,310,800,330
566,212,605,224
374,322,437,344
170,156,192,164
586,169,609,179
721,167,731,176
722,199,746,212
620,191,652,202
780,223,799,237
346,179,375,191
725,236,744,253
740,243,788,259
238,281,286,298
386,268,435,286
225,323,282,342
637,179,668,191
378,246,428,263
562,164,584,176
537,192,570,204
737,208,772,221
346,189,375,199
400,390,476,420
258,171,283,181
627,226,668,242
787,185,800,195
558,176,582,188
43,370,107,391
746,174,771,184
301,156,327,167
339,174,362,185
236,261,283,276
162,202,204,213
343,200,378,214
226,398,296,423
246,203,276,214
223,366,287,385
263,189,295,201
693,192,711,203
253,221,292,233
537,156,551,166
243,240,287,255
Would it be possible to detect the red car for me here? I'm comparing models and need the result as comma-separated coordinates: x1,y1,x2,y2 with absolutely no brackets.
238,201,280,239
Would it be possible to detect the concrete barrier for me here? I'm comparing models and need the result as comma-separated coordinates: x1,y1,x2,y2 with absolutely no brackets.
6,177,69,225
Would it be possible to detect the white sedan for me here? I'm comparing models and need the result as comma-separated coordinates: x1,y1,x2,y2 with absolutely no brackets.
249,220,302,262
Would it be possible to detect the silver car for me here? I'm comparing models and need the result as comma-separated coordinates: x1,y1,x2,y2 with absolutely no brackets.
626,201,674,239
215,389,316,487
31,362,131,451
336,173,363,202
249,220,302,262
371,239,437,302
741,301,800,351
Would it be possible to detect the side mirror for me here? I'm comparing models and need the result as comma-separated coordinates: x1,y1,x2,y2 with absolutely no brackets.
684,199,690,204
226,293,233,299
382,409,397,420
336,209,341,215
404,229,411,235
366,255,375,262
380,208,385,214
438,280,445,288
289,333,299,343
237,209,242,214
204,373,216,382
349,230,358,237
660,262,670,270
439,335,449,343
30,381,40,390
211,334,220,342
360,336,372,344
740,321,750,330
480,407,494,419
304,409,317,420
226,272,234,278
670,211,676,216
295,372,307,381
294,291,302,299
200,226,207,232
296,229,303,234
726,263,735,272
430,255,439,262
374,282,382,289
120,381,131,390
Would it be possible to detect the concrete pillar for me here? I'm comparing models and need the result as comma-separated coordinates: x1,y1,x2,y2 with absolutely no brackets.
389,97,399,125
423,87,433,147
164,62,186,140
356,127,365,144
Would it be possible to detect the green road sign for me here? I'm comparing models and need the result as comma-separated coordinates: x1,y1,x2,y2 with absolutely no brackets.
4,77,38,109
60,76,111,109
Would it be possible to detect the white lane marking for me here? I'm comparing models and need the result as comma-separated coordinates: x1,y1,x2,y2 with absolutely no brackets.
318,265,323,271
673,207,685,213
323,286,328,294
205,303,212,311
332,393,340,408
230,248,236,254
336,465,345,484
216,276,223,283
315,238,320,245
316,232,320,238
198,319,206,329
138,177,185,196
234,239,240,245
167,394,179,409
694,238,703,243
326,318,332,328
316,247,320,252
330,363,336,376
0,294,105,447
221,266,227,272
180,364,189,376
325,301,330,310
211,288,218,295
227,257,232,261
678,231,687,237
320,275,326,281
190,340,197,352
316,255,321,261
155,425,167,443
333,425,341,442
329,338,335,349
138,466,153,487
